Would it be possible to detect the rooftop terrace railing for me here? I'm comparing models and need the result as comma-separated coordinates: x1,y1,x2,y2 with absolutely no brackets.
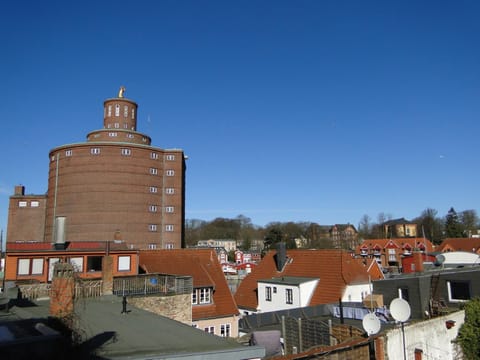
113,273,193,297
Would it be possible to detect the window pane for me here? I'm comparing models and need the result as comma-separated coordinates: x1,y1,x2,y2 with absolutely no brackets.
31,258,43,275
118,256,131,271
18,259,30,275
87,256,103,271
69,257,84,272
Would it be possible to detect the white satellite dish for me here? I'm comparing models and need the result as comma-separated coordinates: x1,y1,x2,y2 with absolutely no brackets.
390,298,411,323
362,312,381,335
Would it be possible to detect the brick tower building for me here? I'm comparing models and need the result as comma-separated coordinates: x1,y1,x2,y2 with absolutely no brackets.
7,88,186,249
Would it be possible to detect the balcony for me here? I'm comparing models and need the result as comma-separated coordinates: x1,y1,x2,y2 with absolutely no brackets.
113,273,193,297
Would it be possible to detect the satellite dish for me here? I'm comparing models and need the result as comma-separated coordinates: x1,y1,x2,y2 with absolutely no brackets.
434,254,445,266
362,313,381,335
390,298,411,323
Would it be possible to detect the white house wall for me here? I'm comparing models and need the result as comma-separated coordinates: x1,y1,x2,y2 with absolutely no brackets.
385,311,464,360
342,283,371,303
257,279,318,313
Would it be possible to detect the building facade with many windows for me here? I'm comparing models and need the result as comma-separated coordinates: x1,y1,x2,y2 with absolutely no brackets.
7,88,186,249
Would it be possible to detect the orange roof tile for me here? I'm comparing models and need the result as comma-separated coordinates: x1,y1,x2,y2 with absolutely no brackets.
437,238,480,253
356,238,434,253
139,249,239,321
234,249,376,311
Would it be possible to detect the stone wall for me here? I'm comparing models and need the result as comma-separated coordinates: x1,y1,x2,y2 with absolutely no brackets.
128,294,191,324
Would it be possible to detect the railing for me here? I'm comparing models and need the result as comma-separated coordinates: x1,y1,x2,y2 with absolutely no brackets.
19,283,51,300
16,274,192,301
75,279,103,298
113,273,193,297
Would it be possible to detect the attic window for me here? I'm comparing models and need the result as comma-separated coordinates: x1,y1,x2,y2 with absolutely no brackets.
192,288,212,305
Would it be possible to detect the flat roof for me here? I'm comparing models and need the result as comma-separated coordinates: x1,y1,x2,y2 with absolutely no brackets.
3,296,264,360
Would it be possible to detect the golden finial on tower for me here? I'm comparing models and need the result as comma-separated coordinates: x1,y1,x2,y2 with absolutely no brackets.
118,86,126,98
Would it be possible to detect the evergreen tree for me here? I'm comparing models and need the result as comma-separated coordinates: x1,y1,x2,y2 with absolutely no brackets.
457,298,480,359
445,207,464,238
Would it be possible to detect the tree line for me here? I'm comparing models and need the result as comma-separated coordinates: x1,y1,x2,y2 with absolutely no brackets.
185,207,479,249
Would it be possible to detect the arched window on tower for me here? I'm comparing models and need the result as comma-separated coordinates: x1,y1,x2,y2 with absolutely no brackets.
115,104,120,116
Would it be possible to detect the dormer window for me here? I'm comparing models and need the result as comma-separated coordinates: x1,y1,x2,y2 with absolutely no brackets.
192,288,212,305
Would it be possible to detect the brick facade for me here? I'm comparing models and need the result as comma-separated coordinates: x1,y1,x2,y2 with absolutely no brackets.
7,89,186,250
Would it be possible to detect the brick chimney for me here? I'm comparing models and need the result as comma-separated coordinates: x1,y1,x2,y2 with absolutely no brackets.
412,250,424,273
14,185,25,196
102,255,114,295
50,262,75,319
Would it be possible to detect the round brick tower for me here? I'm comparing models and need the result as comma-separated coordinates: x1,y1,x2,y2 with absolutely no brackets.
44,87,186,249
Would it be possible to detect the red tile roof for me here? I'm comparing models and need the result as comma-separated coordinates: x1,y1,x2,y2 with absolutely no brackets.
139,249,239,320
356,238,434,253
234,249,379,311
437,238,480,253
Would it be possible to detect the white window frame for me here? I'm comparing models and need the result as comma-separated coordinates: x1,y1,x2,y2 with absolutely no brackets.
124,105,128,117
109,132,118,137
91,148,101,155
149,205,158,212
165,188,175,195
266,286,272,301
108,105,112,116
69,257,84,272
65,150,73,157
149,224,158,232
118,256,131,271
121,148,131,156
199,288,211,304
165,224,174,232
31,201,40,207
31,258,44,275
204,326,215,334
166,170,175,176
165,206,174,213
150,168,158,175
149,186,158,193
148,243,157,250
220,324,231,337
165,243,174,249
286,288,293,304
115,104,120,116
447,280,471,302
150,152,159,160
18,259,30,275
166,154,175,161
19,201,27,207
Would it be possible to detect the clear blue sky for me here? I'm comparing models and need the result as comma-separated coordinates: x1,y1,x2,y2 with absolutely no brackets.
1,1,479,234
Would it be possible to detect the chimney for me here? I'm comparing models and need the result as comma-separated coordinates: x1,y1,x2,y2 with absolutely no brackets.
275,242,287,272
102,255,114,295
413,250,424,273
50,262,75,320
54,216,67,250
14,185,25,196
